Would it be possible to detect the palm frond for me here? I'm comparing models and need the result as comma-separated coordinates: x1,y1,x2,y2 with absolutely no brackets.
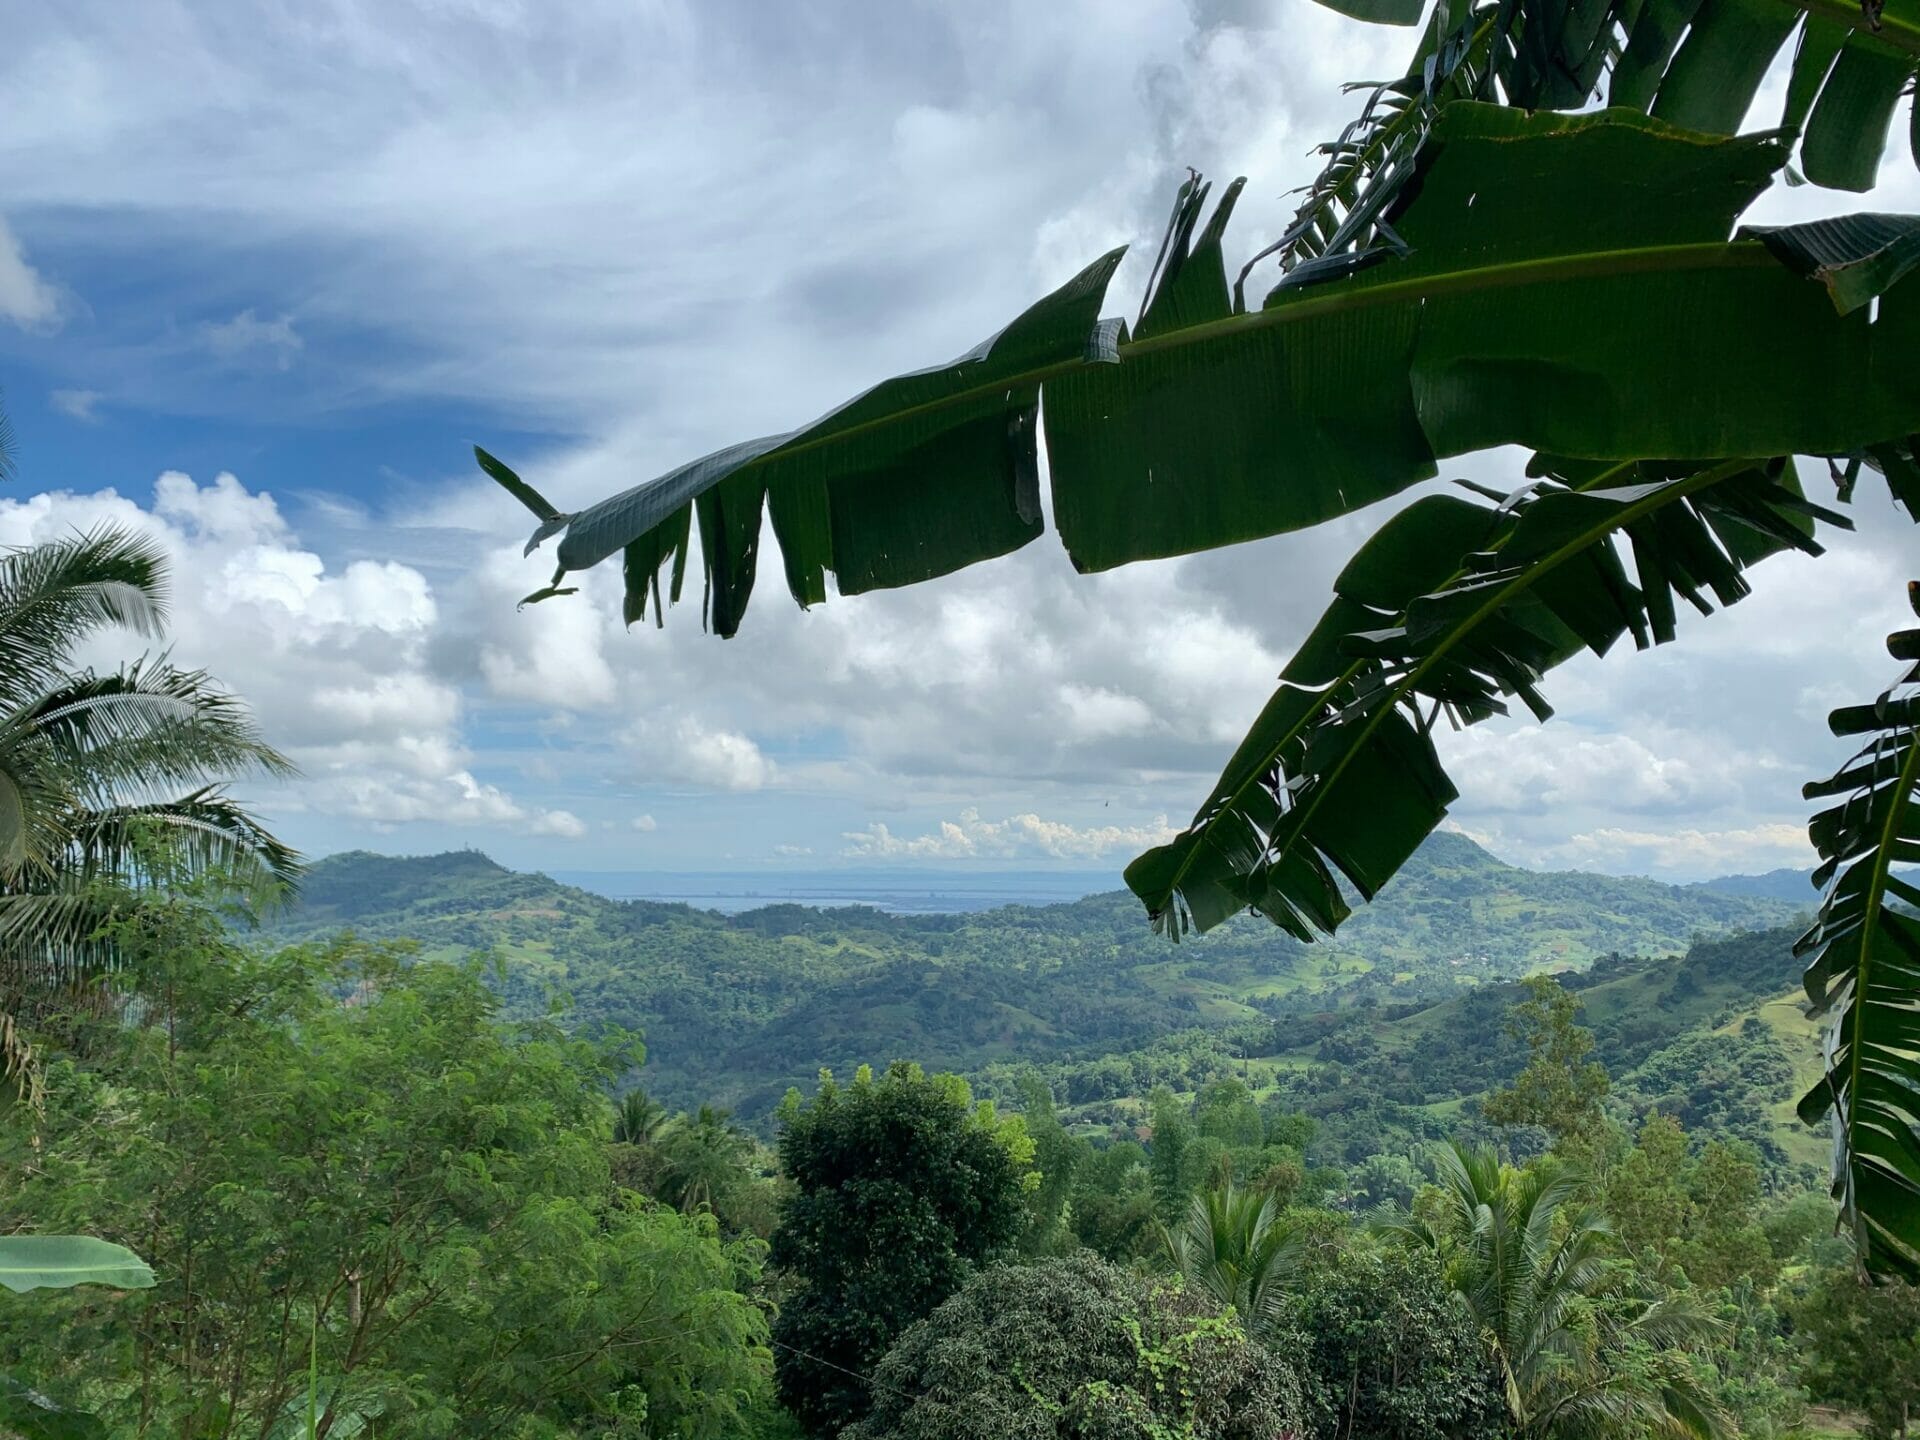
0,527,167,702
64,789,303,898
26,661,296,803
1794,579,1920,1279
1161,1179,1302,1339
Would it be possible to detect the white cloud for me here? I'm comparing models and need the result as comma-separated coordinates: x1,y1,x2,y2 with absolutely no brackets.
0,471,563,851
842,806,1175,861
1,4,1914,879
202,309,302,370
531,809,586,838
0,217,61,330
631,814,658,832
48,387,101,422
1550,825,1815,878
472,546,618,709
619,717,775,793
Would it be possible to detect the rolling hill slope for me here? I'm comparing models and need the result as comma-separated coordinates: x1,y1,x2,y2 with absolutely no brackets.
269,836,1805,1120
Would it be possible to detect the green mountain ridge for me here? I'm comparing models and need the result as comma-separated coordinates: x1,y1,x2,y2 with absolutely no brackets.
271,833,1807,1124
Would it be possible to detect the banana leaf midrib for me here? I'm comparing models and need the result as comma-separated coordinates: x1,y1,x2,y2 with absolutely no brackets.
561,242,1783,554
1787,0,1920,57
1838,721,1920,1158
1145,456,1756,917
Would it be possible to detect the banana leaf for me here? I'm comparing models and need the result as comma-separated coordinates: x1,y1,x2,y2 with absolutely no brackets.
0,1235,154,1294
1795,584,1920,1278
485,105,1920,624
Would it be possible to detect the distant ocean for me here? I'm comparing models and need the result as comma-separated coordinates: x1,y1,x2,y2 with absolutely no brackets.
547,868,1121,915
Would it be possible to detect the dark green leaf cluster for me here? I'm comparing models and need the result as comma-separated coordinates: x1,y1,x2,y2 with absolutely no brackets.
842,1253,1306,1440
769,1062,1033,1435
1282,1244,1503,1440
1795,582,1920,1276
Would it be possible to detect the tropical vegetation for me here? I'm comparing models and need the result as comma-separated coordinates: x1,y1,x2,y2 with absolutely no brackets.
5,0,1919,1425
480,0,1920,1276
0,520,297,1093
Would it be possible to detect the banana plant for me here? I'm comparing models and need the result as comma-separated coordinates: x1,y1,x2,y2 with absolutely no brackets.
1310,0,1920,195
1795,585,1920,1278
0,1235,153,1294
1128,458,1844,937
481,20,1920,1271
486,103,1918,632
0,1236,152,1439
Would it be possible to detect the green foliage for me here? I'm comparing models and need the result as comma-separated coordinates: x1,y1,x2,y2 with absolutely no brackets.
1614,1021,1798,1158
0,899,770,1438
272,835,1798,1127
769,1062,1034,1435
1796,584,1920,1278
1147,1086,1195,1221
1398,1143,1734,1439
1300,0,1920,193
1012,1075,1082,1258
1604,1115,1776,1290
1793,1267,1920,1440
0,1237,152,1295
0,1373,107,1440
1283,1241,1502,1440
612,1086,673,1145
842,1253,1305,1440
1067,1141,1160,1265
1482,975,1611,1146
475,0,1920,1277
0,522,298,1089
487,104,1916,633
1158,1179,1305,1342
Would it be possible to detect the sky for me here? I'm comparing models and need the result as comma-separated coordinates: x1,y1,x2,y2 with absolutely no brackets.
1,0,1917,883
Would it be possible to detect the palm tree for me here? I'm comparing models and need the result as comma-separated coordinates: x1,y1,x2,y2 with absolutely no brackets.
656,1105,752,1215
0,523,298,1088
1393,1143,1732,1440
1159,1178,1302,1342
611,1087,673,1146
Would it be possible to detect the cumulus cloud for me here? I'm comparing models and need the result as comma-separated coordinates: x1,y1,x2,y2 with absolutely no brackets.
2,3,1915,878
531,809,586,839
620,715,776,793
843,807,1176,861
0,217,61,330
0,471,571,852
630,814,658,832
48,387,101,422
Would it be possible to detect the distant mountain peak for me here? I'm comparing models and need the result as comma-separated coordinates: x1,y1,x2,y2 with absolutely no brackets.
1412,828,1516,870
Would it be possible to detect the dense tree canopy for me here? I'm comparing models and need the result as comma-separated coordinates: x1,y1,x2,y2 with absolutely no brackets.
769,1061,1035,1435
1282,1242,1502,1440
1794,1267,1920,1440
842,1254,1306,1440
0,896,771,1439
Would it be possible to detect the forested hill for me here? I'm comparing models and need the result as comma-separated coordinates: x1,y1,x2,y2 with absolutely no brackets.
271,834,1804,1120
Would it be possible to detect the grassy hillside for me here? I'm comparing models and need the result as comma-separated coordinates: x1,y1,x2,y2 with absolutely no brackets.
1019,925,1827,1178
271,836,1802,1122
